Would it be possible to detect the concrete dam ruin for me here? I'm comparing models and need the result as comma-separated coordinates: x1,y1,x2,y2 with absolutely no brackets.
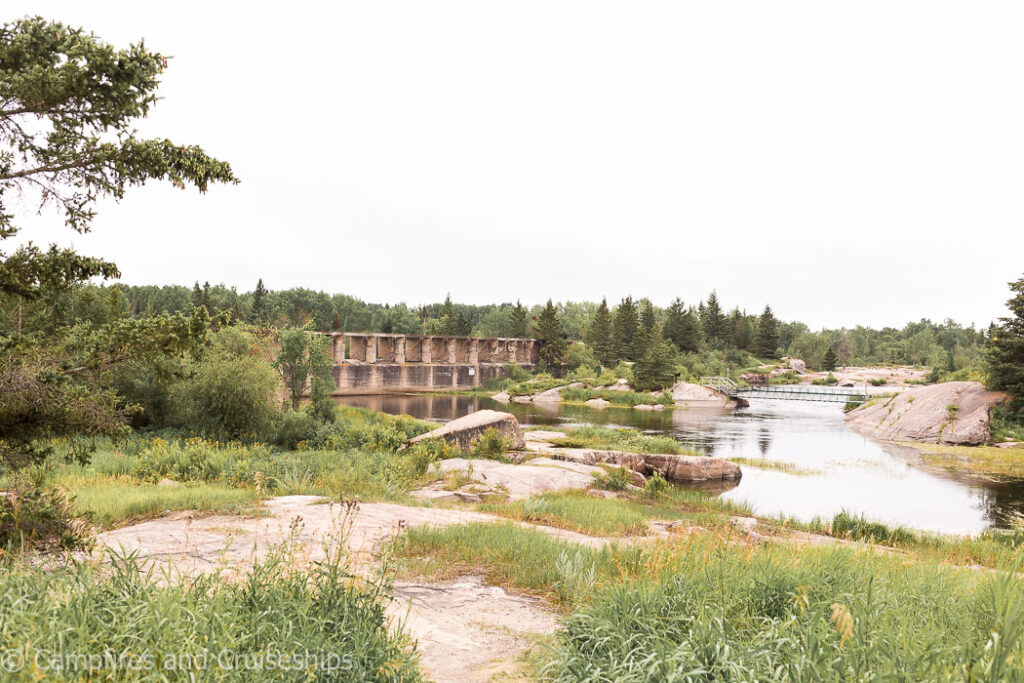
323,333,540,395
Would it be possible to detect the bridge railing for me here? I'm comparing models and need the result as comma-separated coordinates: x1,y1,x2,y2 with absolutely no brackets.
700,376,739,396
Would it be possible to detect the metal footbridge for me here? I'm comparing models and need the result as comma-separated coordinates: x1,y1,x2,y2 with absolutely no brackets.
700,376,868,405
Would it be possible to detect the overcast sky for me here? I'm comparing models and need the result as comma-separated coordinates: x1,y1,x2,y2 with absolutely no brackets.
7,1,1024,329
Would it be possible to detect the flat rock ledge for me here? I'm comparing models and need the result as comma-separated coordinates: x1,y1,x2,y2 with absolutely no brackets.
548,448,741,483
409,410,526,451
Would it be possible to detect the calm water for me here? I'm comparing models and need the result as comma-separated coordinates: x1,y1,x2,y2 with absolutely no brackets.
335,394,1024,534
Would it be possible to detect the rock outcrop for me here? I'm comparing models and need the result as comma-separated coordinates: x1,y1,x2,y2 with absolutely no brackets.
409,410,526,451
788,358,807,374
549,448,741,483
844,381,1006,445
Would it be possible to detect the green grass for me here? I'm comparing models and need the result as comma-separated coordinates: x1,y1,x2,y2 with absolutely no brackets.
0,546,421,681
478,491,688,536
546,425,688,455
65,477,259,527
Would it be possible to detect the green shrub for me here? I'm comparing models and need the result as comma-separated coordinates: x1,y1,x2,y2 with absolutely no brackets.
272,410,319,449
0,485,90,555
169,354,280,440
471,428,513,460
644,470,669,497
594,466,632,491
869,377,887,386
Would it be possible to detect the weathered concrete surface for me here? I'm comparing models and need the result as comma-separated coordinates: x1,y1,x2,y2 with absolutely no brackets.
324,333,540,396
845,381,1007,445
409,410,526,451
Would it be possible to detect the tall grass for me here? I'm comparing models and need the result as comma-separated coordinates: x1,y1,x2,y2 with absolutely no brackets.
392,521,1024,680
561,387,673,407
0,546,421,681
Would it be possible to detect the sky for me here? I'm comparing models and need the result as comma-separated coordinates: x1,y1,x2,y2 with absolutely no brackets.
6,1,1024,330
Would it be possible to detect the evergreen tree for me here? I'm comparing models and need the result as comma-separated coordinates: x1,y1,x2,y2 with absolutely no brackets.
535,299,566,368
587,297,614,366
636,299,657,358
439,294,457,335
508,300,529,338
612,296,639,361
251,278,268,323
701,291,727,346
191,281,203,309
755,305,779,358
987,274,1024,418
822,346,838,371
729,308,748,350
633,328,678,392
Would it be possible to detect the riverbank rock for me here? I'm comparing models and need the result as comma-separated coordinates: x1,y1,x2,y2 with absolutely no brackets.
491,391,510,403
409,410,526,450
634,403,665,411
670,382,730,406
548,448,740,483
585,397,610,409
788,358,807,374
644,453,742,482
602,379,632,392
844,381,1006,446
432,457,604,499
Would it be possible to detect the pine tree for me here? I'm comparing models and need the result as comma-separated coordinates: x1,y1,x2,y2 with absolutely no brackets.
636,299,657,359
701,291,727,346
440,294,457,335
587,297,614,366
987,274,1024,418
612,296,638,361
191,281,203,309
755,305,779,358
729,308,747,349
252,278,267,323
822,346,838,371
508,300,529,338
633,328,679,392
536,299,566,368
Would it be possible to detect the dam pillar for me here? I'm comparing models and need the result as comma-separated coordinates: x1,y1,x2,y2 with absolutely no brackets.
446,338,457,364
507,339,518,364
364,335,377,364
421,337,432,363
469,339,479,365
395,336,406,364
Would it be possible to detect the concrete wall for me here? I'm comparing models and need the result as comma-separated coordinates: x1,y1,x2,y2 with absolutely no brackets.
321,333,540,395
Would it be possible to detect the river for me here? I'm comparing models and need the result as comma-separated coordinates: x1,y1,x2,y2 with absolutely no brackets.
334,393,1024,535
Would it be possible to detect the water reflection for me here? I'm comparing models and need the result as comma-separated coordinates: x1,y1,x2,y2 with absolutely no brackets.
333,393,1024,534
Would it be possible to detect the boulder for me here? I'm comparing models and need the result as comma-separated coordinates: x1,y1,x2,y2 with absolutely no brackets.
549,448,740,483
409,409,526,451
531,382,582,403
788,358,807,374
585,397,610,409
602,379,632,392
491,391,510,403
644,453,743,482
995,441,1023,449
436,457,602,499
844,381,1006,446
157,478,180,487
634,404,665,411
670,382,723,402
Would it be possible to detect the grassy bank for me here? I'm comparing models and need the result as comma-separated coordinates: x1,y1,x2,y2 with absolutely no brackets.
561,386,673,407
900,442,1024,480
545,425,688,455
